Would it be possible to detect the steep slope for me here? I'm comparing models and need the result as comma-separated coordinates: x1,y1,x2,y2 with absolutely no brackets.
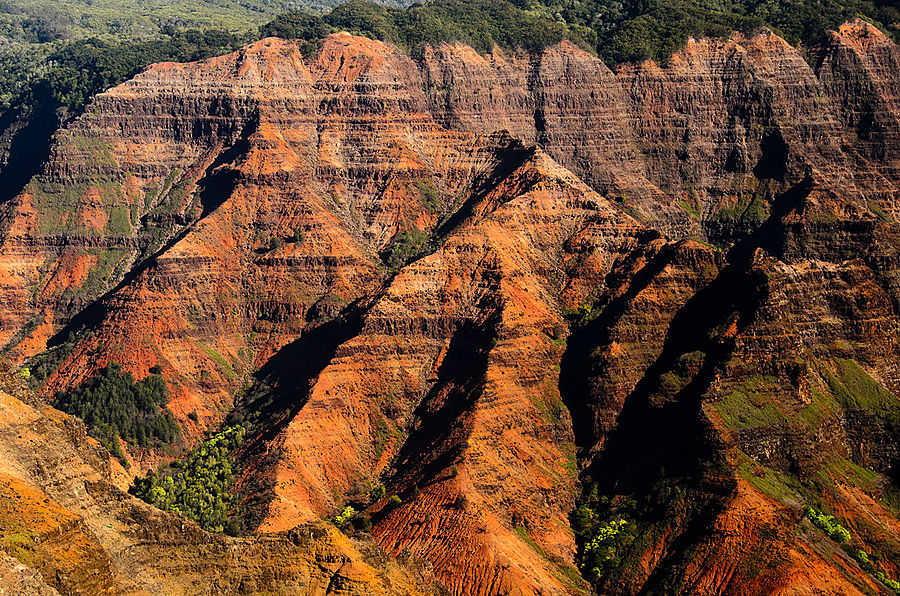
2,21,900,596
239,145,646,594
0,370,439,595
423,21,900,241
1,34,521,428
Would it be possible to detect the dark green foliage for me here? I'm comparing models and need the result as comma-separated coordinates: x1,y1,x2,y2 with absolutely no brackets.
381,226,428,269
262,0,899,68
535,0,899,64
0,27,249,168
572,497,638,582
132,425,246,534
260,11,333,57
415,178,440,212
21,332,80,387
369,483,386,501
29,29,249,112
55,363,179,458
260,11,333,41
267,0,585,55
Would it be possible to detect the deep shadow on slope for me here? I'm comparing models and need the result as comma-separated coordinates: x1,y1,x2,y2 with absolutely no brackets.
559,174,814,592
382,314,500,500
228,299,369,530
0,106,57,208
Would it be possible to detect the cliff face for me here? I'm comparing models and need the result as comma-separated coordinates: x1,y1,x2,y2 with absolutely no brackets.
423,22,900,242
2,18,900,596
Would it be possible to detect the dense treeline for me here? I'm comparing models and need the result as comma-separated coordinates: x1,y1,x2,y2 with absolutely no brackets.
2,0,896,125
0,27,251,206
0,0,295,43
262,0,587,55
544,0,900,64
4,28,249,112
55,363,179,461
132,425,246,534
263,0,899,65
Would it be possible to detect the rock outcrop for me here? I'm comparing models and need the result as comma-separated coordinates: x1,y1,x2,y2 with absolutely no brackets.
1,18,900,596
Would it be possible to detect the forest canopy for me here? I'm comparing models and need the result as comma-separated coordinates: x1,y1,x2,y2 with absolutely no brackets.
55,363,179,461
132,425,246,534
262,0,900,64
2,0,897,118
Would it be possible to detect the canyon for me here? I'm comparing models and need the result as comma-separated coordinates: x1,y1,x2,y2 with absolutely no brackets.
0,17,899,595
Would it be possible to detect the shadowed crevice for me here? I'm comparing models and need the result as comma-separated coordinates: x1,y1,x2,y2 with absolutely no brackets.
381,313,500,500
557,174,814,592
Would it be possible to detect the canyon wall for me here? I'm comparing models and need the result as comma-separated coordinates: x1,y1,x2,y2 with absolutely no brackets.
1,18,900,596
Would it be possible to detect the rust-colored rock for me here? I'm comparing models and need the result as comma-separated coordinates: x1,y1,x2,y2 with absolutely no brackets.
1,20,900,596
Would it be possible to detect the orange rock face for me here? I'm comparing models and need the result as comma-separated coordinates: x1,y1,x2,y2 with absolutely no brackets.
2,19,900,596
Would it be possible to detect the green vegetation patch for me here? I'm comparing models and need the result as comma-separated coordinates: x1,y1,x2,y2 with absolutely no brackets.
106,204,132,235
268,0,900,67
198,343,236,380
132,425,245,534
799,386,841,428
822,458,881,493
381,225,428,269
3,27,252,123
575,508,636,582
415,177,440,212
78,248,129,298
804,504,900,593
265,0,588,56
55,362,179,461
735,452,799,503
825,358,900,424
714,375,788,429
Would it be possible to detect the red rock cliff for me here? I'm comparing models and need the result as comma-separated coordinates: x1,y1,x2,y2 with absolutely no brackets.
2,20,900,596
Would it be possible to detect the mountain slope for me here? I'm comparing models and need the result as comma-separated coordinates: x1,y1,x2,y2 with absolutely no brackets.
0,365,439,595
1,21,900,596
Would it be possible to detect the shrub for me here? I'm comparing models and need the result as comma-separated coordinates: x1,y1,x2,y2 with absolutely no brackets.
369,484,386,502
333,505,356,526
804,506,851,545
578,516,634,580
381,226,428,269
132,425,245,534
